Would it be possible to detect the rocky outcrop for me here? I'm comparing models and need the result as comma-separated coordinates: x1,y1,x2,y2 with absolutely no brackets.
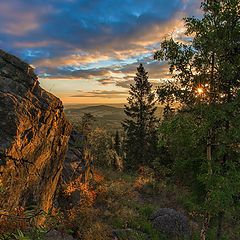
58,129,93,209
151,208,190,238
62,130,84,184
0,49,72,215
62,129,93,184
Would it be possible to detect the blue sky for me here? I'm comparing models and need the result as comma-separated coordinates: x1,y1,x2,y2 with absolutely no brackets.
0,0,201,104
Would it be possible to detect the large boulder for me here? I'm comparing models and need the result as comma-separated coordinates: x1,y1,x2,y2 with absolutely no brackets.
0,49,72,215
151,208,190,238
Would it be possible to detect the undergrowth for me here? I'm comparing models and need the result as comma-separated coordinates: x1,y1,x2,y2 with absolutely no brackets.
0,167,196,240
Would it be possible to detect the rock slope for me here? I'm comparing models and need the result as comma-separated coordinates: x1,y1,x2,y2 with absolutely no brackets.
0,49,72,215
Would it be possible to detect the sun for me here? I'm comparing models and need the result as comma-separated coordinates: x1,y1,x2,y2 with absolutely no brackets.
196,87,204,95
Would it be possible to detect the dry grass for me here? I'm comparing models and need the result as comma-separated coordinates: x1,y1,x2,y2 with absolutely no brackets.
0,166,192,240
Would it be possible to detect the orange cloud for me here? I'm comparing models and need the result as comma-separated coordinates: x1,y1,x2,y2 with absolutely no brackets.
35,51,112,68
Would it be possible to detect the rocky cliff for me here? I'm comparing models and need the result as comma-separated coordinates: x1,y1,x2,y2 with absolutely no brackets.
0,50,72,215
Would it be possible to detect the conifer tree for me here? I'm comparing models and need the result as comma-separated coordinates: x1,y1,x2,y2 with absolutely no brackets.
123,64,159,168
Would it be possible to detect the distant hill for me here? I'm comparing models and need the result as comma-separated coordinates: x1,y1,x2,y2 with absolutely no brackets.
65,104,163,132
71,104,123,114
64,103,125,109
65,105,125,132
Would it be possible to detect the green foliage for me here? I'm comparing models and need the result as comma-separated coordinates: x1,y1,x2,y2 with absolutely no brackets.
159,110,206,184
123,64,159,168
77,112,96,138
158,100,240,236
87,127,122,169
0,230,31,240
0,185,4,194
88,127,111,164
155,0,240,106
155,0,240,238
12,230,31,240
113,229,148,240
127,203,167,240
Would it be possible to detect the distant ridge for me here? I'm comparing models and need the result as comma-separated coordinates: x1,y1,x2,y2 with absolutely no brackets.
80,105,122,111
65,104,123,116
64,103,125,109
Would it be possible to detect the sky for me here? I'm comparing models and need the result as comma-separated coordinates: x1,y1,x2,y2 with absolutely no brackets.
0,0,202,104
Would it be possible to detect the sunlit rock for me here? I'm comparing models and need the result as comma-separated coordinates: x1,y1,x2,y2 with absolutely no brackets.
0,49,72,216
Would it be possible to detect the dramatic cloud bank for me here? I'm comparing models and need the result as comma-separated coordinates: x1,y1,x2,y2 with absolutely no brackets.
0,0,202,103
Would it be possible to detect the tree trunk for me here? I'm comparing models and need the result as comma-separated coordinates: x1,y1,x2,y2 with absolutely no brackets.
216,211,224,240
207,128,213,175
201,128,213,240
200,214,210,240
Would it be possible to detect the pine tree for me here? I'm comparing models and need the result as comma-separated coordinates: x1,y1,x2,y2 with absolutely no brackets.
123,64,159,168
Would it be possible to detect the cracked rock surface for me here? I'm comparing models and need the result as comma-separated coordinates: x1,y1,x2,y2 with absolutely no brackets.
0,49,72,214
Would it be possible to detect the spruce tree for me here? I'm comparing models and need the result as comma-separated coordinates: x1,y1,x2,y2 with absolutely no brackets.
123,64,159,168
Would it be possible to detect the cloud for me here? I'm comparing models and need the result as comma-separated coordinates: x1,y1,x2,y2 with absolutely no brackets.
1,0,198,60
0,0,202,103
39,58,173,95
71,90,128,98
0,1,54,36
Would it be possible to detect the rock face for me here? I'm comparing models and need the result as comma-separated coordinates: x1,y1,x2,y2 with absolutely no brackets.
58,129,93,209
62,129,92,184
151,208,190,238
0,49,72,215
62,130,84,184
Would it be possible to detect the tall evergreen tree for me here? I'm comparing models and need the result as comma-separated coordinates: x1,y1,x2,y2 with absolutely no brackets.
123,64,159,168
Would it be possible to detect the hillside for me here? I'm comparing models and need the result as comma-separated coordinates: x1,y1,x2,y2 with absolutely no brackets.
64,105,125,132
64,105,163,132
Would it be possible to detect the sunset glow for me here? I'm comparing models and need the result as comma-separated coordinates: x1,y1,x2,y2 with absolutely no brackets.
196,87,204,95
0,0,202,104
